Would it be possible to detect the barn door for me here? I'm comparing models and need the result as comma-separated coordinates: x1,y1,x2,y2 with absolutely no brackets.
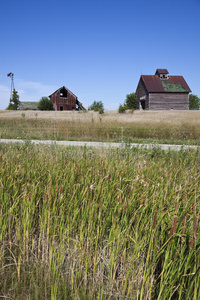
140,100,145,110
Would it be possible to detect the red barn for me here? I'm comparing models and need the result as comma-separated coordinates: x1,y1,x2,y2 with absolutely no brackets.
136,69,191,110
49,86,85,111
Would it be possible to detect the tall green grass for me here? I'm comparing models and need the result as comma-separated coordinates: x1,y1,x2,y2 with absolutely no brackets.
0,143,200,299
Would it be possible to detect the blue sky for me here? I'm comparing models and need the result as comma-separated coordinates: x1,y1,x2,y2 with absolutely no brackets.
0,0,199,110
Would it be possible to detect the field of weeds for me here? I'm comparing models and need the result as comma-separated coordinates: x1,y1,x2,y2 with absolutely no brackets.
1,142,200,299
1,110,200,144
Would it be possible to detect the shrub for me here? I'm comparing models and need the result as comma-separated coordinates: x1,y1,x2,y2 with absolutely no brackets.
118,104,127,113
98,108,104,114
88,101,104,113
38,97,53,111
118,92,137,112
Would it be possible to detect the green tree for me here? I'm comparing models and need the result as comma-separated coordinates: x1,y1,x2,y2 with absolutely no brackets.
124,92,137,110
118,92,137,113
6,89,20,110
88,101,104,113
38,97,53,111
189,94,200,110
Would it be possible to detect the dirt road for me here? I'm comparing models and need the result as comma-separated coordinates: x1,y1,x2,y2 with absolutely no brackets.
0,139,198,151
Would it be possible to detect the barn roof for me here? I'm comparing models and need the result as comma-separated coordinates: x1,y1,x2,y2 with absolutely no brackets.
19,101,39,110
49,86,78,98
140,74,191,93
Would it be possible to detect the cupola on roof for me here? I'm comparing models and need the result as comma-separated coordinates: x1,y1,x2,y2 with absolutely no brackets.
155,69,169,76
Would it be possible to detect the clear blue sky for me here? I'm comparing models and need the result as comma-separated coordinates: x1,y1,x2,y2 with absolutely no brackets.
0,0,199,110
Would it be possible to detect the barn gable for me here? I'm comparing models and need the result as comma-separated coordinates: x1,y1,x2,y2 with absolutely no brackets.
49,86,85,111
136,69,191,110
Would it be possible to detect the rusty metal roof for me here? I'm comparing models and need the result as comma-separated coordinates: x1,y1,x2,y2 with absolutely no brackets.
155,69,169,75
168,76,191,91
141,75,164,92
140,75,191,93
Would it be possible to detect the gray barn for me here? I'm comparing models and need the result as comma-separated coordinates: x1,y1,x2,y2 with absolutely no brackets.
136,69,191,110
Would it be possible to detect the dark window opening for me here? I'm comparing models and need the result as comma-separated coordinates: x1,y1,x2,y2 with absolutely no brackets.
60,88,68,98
60,106,63,111
141,100,145,110
162,74,168,79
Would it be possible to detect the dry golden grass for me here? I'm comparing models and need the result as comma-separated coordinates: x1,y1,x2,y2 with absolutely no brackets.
1,109,200,124
1,110,200,143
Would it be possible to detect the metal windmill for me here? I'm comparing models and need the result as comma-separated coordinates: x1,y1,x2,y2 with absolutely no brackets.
7,72,15,101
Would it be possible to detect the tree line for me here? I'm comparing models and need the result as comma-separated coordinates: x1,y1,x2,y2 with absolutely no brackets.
6,89,200,111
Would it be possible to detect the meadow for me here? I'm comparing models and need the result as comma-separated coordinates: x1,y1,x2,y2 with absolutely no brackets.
1,110,200,144
1,142,200,299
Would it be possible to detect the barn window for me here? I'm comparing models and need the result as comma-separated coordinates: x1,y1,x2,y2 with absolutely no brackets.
60,88,68,98
160,74,169,80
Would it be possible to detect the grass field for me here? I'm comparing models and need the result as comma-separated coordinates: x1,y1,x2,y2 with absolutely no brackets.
1,142,200,299
1,110,200,144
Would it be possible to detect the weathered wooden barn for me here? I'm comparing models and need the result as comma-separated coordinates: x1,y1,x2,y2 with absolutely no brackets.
136,69,191,110
49,86,85,111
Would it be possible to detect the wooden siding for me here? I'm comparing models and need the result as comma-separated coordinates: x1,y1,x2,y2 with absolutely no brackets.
136,80,149,109
149,93,189,110
50,89,77,111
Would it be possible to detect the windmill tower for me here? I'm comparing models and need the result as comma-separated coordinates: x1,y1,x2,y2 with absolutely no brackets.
7,72,14,101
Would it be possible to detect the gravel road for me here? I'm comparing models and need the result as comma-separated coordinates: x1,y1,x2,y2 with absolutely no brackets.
0,139,199,151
